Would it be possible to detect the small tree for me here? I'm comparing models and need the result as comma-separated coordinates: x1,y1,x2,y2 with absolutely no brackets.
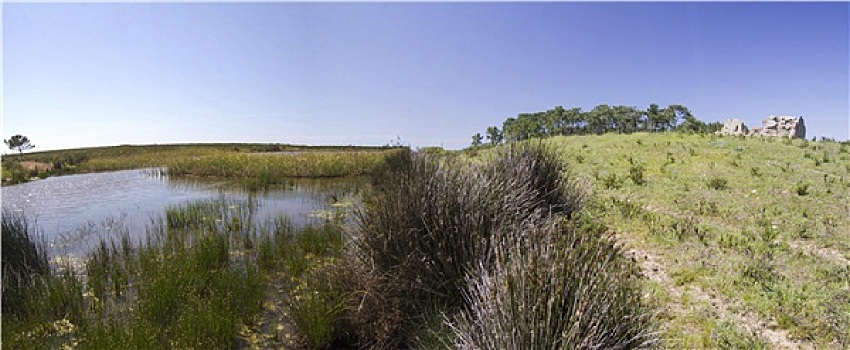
4,135,35,155
486,126,503,146
471,133,484,147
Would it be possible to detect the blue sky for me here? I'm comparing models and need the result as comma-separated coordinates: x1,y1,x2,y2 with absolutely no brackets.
3,2,848,151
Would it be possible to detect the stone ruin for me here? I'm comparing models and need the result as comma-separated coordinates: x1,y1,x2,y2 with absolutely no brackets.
716,116,806,139
716,119,748,136
750,116,806,138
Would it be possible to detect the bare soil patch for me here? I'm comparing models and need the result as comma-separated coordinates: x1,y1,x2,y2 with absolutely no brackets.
19,161,54,172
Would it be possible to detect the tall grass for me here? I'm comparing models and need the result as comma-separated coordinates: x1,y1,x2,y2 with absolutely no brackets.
2,210,85,349
2,210,50,317
3,143,404,181
447,215,657,349
168,149,402,179
355,144,583,303
63,200,267,348
4,200,321,349
3,143,405,187
343,144,655,349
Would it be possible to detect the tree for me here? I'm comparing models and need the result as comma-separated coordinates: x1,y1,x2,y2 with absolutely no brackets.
588,105,612,135
645,104,662,131
612,105,641,134
471,133,484,147
485,126,503,146
4,135,34,155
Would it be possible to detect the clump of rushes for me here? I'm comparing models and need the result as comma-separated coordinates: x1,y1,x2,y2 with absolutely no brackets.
446,215,657,349
1,210,50,317
288,259,348,349
343,144,656,349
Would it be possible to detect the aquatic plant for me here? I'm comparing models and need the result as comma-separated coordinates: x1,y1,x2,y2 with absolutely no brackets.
1,210,49,317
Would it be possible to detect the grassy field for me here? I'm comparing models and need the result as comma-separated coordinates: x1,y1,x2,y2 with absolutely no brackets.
1,143,404,185
3,134,847,349
517,133,849,348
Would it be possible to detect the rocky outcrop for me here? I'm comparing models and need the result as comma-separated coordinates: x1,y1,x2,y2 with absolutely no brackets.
716,116,806,139
715,119,748,136
748,116,805,139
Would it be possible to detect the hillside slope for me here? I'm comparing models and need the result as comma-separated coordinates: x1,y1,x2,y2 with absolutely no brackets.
536,133,848,348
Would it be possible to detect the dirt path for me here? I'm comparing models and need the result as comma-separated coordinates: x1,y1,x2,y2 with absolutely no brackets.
626,246,813,349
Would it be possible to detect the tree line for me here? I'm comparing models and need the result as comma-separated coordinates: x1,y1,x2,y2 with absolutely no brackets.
472,104,722,147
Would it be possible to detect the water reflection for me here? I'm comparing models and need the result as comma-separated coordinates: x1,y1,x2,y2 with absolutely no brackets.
1,169,366,260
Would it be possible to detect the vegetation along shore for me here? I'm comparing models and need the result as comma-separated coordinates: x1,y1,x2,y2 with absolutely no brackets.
1,143,405,187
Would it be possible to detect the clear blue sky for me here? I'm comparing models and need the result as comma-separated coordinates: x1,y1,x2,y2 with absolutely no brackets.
3,2,848,151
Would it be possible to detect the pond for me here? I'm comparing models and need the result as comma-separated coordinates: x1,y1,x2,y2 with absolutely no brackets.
1,169,367,266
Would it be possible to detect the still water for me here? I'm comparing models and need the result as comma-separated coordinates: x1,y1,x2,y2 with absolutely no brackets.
1,169,366,262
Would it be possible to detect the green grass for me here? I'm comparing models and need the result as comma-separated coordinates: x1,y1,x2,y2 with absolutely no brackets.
516,132,850,348
167,149,399,179
3,199,352,349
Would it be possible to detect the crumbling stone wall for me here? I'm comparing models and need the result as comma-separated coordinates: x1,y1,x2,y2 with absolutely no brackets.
748,116,805,139
716,116,805,139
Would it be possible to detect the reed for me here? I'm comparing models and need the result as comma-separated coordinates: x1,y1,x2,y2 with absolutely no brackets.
2,211,86,349
1,210,50,317
3,143,405,186
446,215,657,349
78,204,265,348
167,149,402,179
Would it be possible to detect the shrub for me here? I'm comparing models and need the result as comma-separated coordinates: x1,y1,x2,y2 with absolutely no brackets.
707,177,729,190
345,144,587,348
1,160,30,185
628,159,647,186
603,173,624,189
796,182,810,196
445,215,657,349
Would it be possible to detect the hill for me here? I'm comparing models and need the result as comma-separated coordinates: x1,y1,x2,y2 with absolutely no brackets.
519,133,849,348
